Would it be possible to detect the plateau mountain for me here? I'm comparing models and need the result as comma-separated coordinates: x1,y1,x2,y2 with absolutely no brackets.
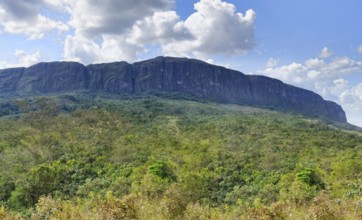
0,56,346,123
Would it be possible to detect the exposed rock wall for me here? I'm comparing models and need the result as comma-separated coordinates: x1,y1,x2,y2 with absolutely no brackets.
0,56,347,122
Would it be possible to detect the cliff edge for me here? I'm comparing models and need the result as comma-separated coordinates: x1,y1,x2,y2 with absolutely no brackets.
0,56,347,122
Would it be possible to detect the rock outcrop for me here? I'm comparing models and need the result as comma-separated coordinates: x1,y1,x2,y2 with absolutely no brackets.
0,56,347,122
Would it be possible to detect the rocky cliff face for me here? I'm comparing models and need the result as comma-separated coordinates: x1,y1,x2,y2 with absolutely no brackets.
0,56,347,122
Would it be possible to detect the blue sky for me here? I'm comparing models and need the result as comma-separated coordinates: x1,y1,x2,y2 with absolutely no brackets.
0,0,361,126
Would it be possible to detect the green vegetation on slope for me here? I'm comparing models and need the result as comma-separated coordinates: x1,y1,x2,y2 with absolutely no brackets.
0,95,361,219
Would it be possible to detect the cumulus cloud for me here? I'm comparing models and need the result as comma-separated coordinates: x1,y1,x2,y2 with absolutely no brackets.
318,47,333,59
337,82,362,126
0,0,256,63
0,50,41,69
0,0,68,39
61,0,256,64
258,48,362,126
2,15,68,39
64,34,143,64
162,0,256,58
14,50,41,67
129,11,192,45
60,0,177,63
262,56,362,89
64,0,173,37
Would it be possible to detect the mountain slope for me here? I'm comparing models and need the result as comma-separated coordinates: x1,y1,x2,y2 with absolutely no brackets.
0,56,346,122
0,96,361,219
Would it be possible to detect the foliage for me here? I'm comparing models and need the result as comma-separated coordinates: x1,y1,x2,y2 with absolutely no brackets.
0,95,361,219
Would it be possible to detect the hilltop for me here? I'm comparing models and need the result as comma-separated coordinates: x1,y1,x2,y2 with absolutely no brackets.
0,56,346,123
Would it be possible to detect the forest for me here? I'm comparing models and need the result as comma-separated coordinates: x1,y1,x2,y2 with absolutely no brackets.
0,95,361,219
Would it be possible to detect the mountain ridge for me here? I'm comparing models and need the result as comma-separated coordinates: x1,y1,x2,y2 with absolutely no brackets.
0,56,347,123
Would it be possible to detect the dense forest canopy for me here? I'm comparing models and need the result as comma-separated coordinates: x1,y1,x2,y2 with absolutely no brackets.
0,95,361,219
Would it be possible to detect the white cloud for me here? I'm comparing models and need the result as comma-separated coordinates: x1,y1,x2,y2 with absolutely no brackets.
263,62,307,84
304,58,325,69
64,34,143,64
14,50,41,66
64,0,173,37
262,56,362,88
62,0,256,64
162,0,256,58
0,50,41,69
2,15,68,39
0,0,257,64
60,0,178,63
259,48,362,126
0,0,68,39
337,82,362,126
330,78,349,97
358,45,362,54
129,11,191,45
319,47,333,59
63,35,102,64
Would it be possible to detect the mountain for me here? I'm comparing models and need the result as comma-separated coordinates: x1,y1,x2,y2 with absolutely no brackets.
0,56,346,122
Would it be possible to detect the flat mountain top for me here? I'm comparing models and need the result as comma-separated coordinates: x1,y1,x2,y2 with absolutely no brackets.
0,56,347,122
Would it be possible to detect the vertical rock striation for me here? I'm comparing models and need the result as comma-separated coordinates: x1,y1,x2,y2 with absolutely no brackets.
0,56,347,122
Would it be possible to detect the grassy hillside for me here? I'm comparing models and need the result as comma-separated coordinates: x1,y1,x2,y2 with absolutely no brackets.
0,95,361,219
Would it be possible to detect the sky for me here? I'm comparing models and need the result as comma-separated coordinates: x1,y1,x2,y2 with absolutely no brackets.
0,0,361,126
